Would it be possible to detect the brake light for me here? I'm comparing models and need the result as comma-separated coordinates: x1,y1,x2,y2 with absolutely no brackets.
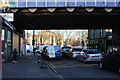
86,55,90,58
99,55,103,57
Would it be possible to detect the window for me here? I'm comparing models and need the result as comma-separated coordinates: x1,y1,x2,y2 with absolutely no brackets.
94,30,97,38
87,50,100,54
2,30,5,41
7,31,11,41
100,29,103,38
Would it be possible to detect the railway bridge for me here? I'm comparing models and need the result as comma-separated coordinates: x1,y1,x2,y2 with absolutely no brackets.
0,0,120,79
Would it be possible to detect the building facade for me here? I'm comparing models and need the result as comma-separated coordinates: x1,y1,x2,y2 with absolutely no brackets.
88,29,112,53
1,16,25,62
25,30,64,47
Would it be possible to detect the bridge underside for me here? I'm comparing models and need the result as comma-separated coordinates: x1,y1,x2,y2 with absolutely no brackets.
11,7,120,31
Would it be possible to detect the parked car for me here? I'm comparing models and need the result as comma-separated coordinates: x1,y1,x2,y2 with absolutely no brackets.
68,48,82,58
98,51,120,74
26,45,33,53
62,47,71,57
43,46,62,59
54,46,62,58
38,45,45,54
77,49,103,63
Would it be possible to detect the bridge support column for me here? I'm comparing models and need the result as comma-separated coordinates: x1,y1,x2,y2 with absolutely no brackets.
113,29,120,51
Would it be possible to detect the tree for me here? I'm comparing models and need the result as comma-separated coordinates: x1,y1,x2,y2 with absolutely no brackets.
76,30,88,46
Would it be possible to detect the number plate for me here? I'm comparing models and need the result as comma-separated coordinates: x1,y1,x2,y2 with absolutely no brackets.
50,53,54,55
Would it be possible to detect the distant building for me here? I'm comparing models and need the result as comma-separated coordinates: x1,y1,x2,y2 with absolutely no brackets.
25,30,64,46
88,29,112,52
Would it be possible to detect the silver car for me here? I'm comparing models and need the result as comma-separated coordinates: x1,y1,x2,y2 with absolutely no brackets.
69,48,82,58
77,49,103,63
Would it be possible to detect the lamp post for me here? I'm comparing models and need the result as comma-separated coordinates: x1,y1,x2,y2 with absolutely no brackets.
32,30,35,48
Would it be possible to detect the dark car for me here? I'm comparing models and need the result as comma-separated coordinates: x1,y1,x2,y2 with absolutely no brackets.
98,51,120,74
62,47,71,57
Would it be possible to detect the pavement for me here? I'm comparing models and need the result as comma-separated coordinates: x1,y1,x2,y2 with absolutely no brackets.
2,53,120,80
2,53,61,79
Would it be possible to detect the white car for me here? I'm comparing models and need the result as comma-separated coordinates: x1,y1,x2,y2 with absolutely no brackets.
77,49,103,63
69,48,82,58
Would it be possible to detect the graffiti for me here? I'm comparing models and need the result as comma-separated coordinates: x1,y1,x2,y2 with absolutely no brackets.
9,0,16,7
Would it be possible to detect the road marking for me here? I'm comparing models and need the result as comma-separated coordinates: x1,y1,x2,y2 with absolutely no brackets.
41,57,64,80
49,63,56,69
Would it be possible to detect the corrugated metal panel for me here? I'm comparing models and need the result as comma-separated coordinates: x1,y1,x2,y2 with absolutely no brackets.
97,0,105,7
9,0,120,8
106,0,115,7
76,0,85,7
47,0,55,7
18,0,26,7
37,0,45,7
67,0,75,7
86,0,95,7
116,0,120,7
57,0,65,7
28,0,36,7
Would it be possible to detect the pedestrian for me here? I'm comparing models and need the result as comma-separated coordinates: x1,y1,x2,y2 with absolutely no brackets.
33,47,37,55
12,48,18,63
39,44,45,55
107,46,113,54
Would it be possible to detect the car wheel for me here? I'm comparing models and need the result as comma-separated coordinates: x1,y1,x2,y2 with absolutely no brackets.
77,57,79,61
70,56,73,59
83,59,87,64
99,62,104,69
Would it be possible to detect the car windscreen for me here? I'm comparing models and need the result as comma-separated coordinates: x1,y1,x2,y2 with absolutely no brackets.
63,48,71,51
87,50,100,54
72,48,82,52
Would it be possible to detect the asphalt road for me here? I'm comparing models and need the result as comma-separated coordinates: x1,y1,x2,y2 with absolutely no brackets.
45,57,120,79
2,53,120,80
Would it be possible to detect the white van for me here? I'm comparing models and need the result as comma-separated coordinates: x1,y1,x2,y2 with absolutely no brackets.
46,46,56,58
